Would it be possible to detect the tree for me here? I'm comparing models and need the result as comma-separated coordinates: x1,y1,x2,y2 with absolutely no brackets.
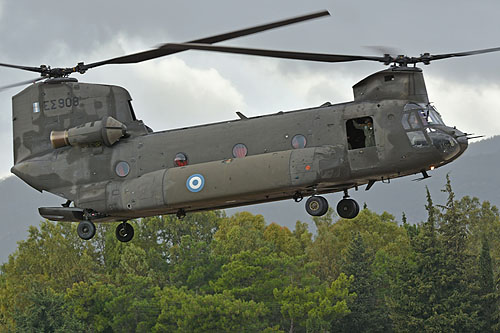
308,208,410,282
389,187,445,331
64,281,116,332
153,287,269,332
169,234,221,292
436,175,480,331
274,273,355,332
13,285,84,332
212,212,267,257
477,236,497,332
337,233,390,332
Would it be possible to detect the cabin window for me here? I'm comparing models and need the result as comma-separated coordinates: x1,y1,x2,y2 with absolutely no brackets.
174,152,188,167
406,131,429,148
291,134,307,149
346,117,376,150
232,143,248,158
115,161,130,177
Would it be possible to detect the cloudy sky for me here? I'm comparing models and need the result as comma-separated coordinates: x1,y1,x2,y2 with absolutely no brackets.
0,0,499,180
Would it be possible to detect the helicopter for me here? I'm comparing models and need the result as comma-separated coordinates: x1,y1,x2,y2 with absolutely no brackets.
1,10,497,243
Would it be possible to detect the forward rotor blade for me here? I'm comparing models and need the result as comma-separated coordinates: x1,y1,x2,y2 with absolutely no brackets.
0,76,45,92
161,43,388,63
84,10,330,69
422,46,500,62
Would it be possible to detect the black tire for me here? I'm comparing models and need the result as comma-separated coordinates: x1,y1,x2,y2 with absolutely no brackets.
337,198,360,219
305,196,329,216
115,222,134,242
77,220,96,240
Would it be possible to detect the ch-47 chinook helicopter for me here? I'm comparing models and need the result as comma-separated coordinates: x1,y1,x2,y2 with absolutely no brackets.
1,10,498,243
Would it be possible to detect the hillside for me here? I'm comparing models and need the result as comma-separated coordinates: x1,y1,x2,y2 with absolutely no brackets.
1,136,499,263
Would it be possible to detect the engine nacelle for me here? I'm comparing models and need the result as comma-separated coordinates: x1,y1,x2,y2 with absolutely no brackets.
50,116,127,148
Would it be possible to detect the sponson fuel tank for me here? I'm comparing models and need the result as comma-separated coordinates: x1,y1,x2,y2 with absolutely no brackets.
53,145,346,220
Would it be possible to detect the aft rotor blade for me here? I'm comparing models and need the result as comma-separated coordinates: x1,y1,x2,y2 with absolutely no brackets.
422,46,500,62
84,10,330,69
161,42,388,63
0,76,45,92
0,62,44,74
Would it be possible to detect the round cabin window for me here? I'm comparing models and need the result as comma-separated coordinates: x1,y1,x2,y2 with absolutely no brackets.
232,143,248,158
174,152,188,167
115,161,130,177
291,134,307,149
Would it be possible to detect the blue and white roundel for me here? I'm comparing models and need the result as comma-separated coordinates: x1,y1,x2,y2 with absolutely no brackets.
186,174,205,192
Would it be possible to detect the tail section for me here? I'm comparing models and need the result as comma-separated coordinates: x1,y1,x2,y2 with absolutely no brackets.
12,78,135,164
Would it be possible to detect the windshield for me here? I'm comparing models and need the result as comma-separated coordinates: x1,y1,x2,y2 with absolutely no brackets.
404,103,445,126
419,106,444,125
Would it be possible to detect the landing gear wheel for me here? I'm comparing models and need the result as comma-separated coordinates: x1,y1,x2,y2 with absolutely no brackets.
336,199,360,219
77,220,96,240
115,222,134,242
305,196,329,216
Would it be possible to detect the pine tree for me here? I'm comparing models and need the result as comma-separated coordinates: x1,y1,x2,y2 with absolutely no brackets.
436,175,480,331
477,236,497,332
338,233,390,332
389,187,444,331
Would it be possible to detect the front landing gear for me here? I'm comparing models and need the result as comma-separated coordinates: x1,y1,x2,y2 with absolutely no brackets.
77,220,96,240
337,199,360,219
305,196,329,216
336,190,360,219
116,222,134,243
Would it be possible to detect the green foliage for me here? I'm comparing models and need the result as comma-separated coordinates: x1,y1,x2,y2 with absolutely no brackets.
1,182,500,332
154,287,268,332
389,177,500,332
337,233,391,332
477,236,497,332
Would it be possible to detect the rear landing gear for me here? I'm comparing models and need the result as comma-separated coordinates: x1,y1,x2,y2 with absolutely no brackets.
305,196,329,216
75,219,135,242
116,222,134,242
77,220,96,240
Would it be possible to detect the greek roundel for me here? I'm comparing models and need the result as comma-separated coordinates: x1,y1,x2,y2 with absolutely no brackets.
186,174,205,192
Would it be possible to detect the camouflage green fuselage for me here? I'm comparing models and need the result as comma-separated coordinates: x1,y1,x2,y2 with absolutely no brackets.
11,67,467,222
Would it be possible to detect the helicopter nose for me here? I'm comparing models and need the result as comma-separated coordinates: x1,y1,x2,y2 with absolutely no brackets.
428,130,462,161
455,134,469,156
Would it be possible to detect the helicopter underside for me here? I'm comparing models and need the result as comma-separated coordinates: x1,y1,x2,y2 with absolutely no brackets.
37,142,442,225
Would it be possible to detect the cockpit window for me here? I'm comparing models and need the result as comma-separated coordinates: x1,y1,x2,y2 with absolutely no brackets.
407,131,429,148
403,103,421,112
425,107,445,125
403,103,442,149
408,112,421,129
401,113,410,130
404,103,445,127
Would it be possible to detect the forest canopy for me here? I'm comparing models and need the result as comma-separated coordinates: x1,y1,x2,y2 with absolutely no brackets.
1,178,499,332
